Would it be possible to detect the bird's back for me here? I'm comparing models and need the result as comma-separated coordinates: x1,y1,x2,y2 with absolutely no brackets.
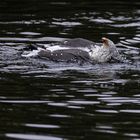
60,38,96,48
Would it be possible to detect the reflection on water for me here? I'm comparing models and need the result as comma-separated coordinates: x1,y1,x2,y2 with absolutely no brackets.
0,0,140,139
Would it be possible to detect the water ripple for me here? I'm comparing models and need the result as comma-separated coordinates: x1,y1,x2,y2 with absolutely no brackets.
6,133,62,140
52,21,82,27
120,110,140,113
98,97,140,104
0,100,50,104
25,123,60,129
96,109,118,114
90,18,114,23
67,100,100,105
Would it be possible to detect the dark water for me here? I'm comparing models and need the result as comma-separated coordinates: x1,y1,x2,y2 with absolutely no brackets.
0,0,140,140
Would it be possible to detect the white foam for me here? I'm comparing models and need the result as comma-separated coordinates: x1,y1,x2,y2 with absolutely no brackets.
44,45,69,52
21,48,43,57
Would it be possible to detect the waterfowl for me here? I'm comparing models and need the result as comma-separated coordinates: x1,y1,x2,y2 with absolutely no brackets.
22,37,122,63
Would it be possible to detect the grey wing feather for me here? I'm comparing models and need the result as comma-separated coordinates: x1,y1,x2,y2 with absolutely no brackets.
60,38,96,48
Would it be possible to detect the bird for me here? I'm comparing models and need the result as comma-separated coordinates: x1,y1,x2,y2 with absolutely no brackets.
22,37,123,64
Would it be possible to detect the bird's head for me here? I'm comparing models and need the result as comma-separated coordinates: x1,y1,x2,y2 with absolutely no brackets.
101,37,124,62
102,37,115,48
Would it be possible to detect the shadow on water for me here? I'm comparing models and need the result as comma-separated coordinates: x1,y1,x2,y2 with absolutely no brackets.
0,0,140,140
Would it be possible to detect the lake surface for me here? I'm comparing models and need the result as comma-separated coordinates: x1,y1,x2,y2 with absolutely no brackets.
0,0,140,139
